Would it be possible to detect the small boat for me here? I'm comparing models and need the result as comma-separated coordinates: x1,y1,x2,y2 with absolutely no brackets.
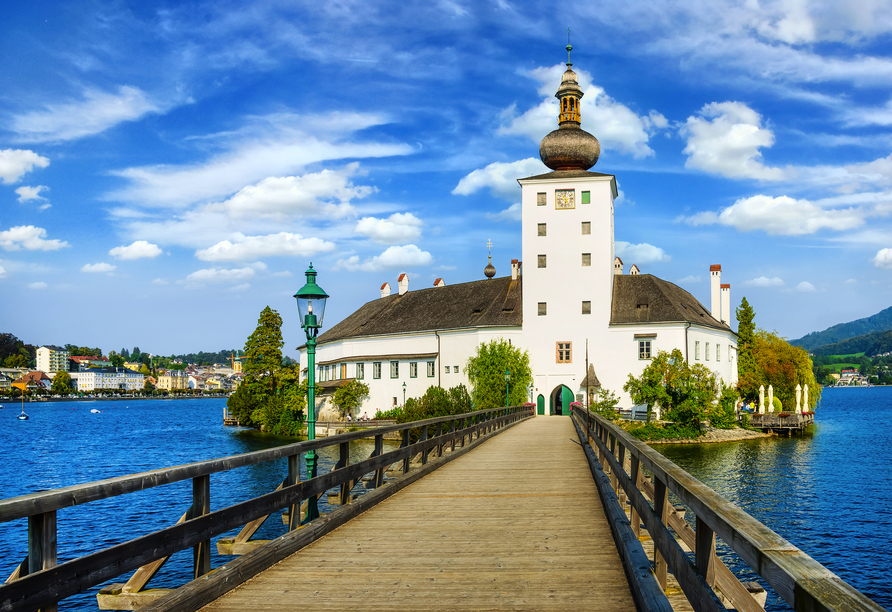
90,409,101,414
17,403,28,420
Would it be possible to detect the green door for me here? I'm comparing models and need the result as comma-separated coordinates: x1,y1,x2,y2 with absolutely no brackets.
537,394,545,415
561,386,575,416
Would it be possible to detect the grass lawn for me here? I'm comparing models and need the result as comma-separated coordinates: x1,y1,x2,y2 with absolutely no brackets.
826,362,861,373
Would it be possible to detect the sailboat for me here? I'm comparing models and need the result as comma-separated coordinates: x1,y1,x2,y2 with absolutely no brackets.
17,392,28,420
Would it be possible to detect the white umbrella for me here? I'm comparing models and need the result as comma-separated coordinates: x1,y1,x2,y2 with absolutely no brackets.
759,385,765,414
803,384,809,412
795,384,802,414
768,385,774,412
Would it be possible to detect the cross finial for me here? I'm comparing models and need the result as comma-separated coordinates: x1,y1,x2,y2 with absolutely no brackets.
566,27,572,66
486,239,492,253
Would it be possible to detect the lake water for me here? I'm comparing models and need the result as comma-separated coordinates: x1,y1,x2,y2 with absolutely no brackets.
656,386,892,610
0,397,390,610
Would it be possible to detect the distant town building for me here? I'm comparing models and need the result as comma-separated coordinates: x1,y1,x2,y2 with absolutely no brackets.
156,370,188,391
69,355,111,370
37,346,70,374
123,362,142,372
11,371,53,392
70,368,144,392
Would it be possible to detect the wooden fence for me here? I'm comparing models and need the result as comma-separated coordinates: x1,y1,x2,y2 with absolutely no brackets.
0,406,530,612
573,407,884,612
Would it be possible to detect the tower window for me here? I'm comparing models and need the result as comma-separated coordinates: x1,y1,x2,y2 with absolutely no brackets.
537,223,546,236
538,302,547,316
582,301,591,315
556,342,572,363
581,222,591,235
582,253,591,266
538,254,546,268
537,192,546,206
581,191,591,204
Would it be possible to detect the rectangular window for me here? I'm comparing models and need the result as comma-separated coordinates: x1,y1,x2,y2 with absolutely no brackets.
695,341,700,360
410,362,418,378
556,342,572,363
355,363,364,379
729,346,733,362
537,223,546,236
454,365,459,373
538,302,547,316
582,253,591,266
639,340,652,360
427,361,435,377
706,343,710,361
716,345,720,362
537,192,546,206
340,363,347,379
538,254,546,268
390,361,399,378
582,301,591,314
445,365,450,374
581,222,591,235
373,362,382,379
581,191,591,204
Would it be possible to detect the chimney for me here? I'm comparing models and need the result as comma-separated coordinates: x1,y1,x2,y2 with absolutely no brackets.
721,284,731,326
614,256,623,275
434,278,445,287
710,264,722,321
629,264,640,275
380,282,391,298
398,273,409,295
511,259,521,280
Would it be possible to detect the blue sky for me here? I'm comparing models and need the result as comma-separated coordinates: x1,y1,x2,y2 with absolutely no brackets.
3,0,892,358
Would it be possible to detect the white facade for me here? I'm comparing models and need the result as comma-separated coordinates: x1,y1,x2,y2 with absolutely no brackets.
71,368,144,392
37,346,69,374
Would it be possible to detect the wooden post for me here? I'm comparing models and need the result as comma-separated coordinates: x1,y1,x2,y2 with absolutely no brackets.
449,419,456,452
695,516,716,588
373,434,385,488
338,441,350,506
29,510,57,612
436,422,443,457
420,424,429,465
653,477,669,590
617,444,626,502
608,434,618,492
629,456,641,538
402,429,410,473
192,475,211,578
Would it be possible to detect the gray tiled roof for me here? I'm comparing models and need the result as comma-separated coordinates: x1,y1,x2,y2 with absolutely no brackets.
518,169,615,182
610,274,732,332
315,276,522,347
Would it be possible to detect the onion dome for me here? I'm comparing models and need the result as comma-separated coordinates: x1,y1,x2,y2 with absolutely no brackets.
539,44,601,171
484,255,496,279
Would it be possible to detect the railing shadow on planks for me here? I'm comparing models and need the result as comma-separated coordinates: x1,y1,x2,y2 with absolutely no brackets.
572,406,886,612
0,405,531,612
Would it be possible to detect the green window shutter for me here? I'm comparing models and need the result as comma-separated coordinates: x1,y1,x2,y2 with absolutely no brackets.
581,191,591,204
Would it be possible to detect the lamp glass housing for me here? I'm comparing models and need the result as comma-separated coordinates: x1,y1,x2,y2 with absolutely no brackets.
294,264,329,329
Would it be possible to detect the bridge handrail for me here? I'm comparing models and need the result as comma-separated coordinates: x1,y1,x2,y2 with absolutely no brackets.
0,406,506,522
575,407,884,612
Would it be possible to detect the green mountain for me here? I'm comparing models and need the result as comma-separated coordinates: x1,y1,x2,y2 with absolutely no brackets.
812,329,892,357
791,305,892,351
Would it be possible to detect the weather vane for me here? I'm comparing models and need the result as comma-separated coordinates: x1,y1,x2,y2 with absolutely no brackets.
566,27,572,66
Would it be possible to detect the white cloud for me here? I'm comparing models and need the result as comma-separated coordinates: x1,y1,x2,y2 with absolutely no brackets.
0,149,49,184
28,281,48,290
874,248,892,269
498,65,665,158
683,194,867,235
0,265,6,279
109,240,163,260
354,213,424,244
452,158,544,202
796,281,817,292
184,266,259,284
681,102,785,180
743,276,785,287
81,262,117,273
336,245,433,272
15,185,48,204
152,278,170,285
678,275,702,284
11,86,159,143
615,241,671,264
845,278,858,284
485,203,522,223
195,232,336,261
228,283,252,292
0,226,69,251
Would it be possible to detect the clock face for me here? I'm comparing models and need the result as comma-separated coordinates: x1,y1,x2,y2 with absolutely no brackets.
555,189,575,209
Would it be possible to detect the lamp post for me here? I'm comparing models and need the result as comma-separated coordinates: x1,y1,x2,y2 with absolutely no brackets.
402,381,406,406
294,263,329,523
504,369,511,407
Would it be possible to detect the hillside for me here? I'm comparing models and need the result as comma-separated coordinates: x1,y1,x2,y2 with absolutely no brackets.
812,329,892,357
791,305,892,350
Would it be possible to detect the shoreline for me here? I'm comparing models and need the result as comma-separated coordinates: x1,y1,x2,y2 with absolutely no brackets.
646,426,773,445
0,395,228,404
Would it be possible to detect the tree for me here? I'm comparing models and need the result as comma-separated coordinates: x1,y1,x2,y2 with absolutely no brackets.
144,378,155,392
108,352,125,367
332,380,370,420
465,339,533,408
51,371,73,395
590,387,620,420
736,297,759,401
752,330,821,410
243,306,284,394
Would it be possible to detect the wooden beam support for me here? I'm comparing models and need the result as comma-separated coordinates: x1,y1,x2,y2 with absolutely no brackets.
653,477,669,591
192,476,210,579
695,516,716,589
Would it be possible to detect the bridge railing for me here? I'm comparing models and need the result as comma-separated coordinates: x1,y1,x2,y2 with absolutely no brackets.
573,407,884,612
0,405,531,612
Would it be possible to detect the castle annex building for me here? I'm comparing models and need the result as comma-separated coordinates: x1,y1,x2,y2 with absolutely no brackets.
299,51,738,417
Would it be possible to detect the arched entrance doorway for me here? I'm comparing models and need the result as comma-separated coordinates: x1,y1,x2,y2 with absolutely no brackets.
548,385,575,416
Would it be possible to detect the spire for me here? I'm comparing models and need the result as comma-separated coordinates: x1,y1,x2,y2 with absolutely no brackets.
484,239,496,279
566,27,572,67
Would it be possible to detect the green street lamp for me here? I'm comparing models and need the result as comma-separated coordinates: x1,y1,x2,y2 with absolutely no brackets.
504,369,511,407
294,263,329,522
402,381,406,406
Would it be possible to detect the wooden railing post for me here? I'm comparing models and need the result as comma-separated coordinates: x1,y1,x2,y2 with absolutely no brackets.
29,510,57,612
192,475,211,578
653,476,669,590
402,429,411,473
373,434,385,488
338,441,351,506
420,424,429,465
616,444,626,503
449,419,457,452
436,422,444,457
629,456,641,538
695,516,716,588
287,453,301,530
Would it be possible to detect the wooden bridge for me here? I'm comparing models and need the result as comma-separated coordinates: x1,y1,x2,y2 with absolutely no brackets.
0,406,886,612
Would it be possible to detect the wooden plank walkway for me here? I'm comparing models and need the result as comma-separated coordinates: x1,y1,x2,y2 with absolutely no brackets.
200,416,636,611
